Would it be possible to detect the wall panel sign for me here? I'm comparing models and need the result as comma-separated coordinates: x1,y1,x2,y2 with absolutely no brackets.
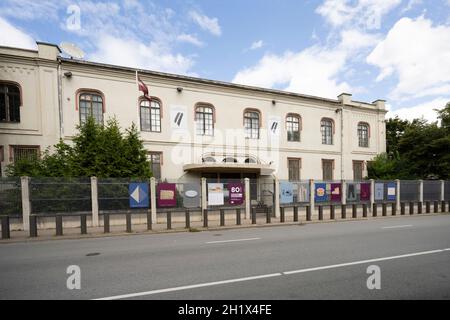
183,183,200,208
297,183,309,202
157,183,177,207
360,183,371,201
387,182,396,201
375,183,384,201
280,182,294,204
208,183,224,206
315,183,328,202
229,183,244,205
170,105,188,131
330,183,341,202
129,183,149,208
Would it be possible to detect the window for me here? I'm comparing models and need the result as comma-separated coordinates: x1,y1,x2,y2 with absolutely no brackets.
202,157,216,163
0,83,21,123
286,115,301,142
195,105,214,136
79,92,103,125
358,123,369,148
223,157,238,163
12,146,39,162
140,99,161,132
321,119,333,145
322,159,334,180
148,152,162,180
353,161,364,181
288,158,301,181
244,111,260,139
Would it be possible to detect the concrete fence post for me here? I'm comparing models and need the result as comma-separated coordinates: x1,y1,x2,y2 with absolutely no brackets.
441,180,445,202
309,179,315,218
21,176,31,231
91,176,99,227
245,178,251,220
341,180,347,206
201,178,207,222
419,180,424,208
150,177,157,225
274,178,280,218
370,179,375,213
396,179,401,211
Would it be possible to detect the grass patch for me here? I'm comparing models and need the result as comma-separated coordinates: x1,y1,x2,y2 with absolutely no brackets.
189,227,201,233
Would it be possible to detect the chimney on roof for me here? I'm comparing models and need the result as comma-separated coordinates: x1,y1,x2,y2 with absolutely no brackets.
337,93,352,105
372,99,386,110
36,42,61,61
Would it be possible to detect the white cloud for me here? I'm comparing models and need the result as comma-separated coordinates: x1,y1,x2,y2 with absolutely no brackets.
316,0,402,30
250,40,264,50
233,30,379,99
0,17,36,50
0,0,60,21
189,11,222,36
89,35,195,75
176,34,204,47
401,0,422,13
387,97,450,122
367,16,450,101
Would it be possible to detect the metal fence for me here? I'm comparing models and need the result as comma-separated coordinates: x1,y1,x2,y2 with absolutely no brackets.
374,180,397,203
29,177,91,214
400,180,420,202
314,181,342,204
423,180,441,201
0,177,22,217
346,181,371,203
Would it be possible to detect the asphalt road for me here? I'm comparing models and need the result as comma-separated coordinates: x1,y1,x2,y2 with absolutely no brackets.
1,215,450,300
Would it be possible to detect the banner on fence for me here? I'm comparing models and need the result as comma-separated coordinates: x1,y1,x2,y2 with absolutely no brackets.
315,183,328,202
208,183,224,206
297,183,309,202
360,183,371,201
375,183,384,201
330,183,341,202
129,183,149,208
387,182,396,201
347,183,359,202
280,182,294,204
157,183,177,207
229,182,244,205
183,183,201,208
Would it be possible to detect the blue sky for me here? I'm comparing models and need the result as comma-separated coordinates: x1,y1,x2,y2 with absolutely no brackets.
1,0,450,121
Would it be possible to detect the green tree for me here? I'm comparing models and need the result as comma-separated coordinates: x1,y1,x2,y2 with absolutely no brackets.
7,117,152,178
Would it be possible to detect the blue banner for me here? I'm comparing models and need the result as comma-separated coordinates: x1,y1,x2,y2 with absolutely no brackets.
315,183,328,202
280,182,294,204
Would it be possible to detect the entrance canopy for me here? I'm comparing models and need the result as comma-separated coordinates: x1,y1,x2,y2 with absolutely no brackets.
183,163,275,176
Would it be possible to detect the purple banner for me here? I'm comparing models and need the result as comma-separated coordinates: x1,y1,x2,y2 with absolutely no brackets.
228,183,244,205
157,183,177,207
360,183,371,201
330,183,341,202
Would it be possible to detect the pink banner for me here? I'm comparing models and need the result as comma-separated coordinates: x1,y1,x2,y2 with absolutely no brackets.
157,183,177,207
330,183,341,202
360,183,371,201
228,183,244,205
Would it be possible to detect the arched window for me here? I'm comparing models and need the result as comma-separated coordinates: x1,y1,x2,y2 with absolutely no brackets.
358,123,369,148
79,92,103,125
244,110,260,139
140,99,161,132
321,118,333,145
286,114,301,142
223,157,238,163
195,105,214,136
245,157,257,164
0,83,21,123
202,157,216,163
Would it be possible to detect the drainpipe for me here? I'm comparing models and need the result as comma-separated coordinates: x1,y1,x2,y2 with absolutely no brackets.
57,61,64,139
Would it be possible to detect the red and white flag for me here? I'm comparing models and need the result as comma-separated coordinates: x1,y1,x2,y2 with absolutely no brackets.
137,72,151,102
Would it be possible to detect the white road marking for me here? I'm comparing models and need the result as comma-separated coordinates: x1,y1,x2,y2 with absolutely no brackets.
94,273,282,300
382,225,413,229
283,249,445,275
205,238,261,244
94,247,450,300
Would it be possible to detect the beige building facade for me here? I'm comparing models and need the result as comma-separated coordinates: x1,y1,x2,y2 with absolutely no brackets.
0,42,387,181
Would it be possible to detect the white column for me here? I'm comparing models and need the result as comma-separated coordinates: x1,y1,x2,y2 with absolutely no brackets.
440,180,445,202
370,179,375,212
21,176,31,231
309,179,315,216
245,178,250,220
201,177,207,221
274,178,280,218
90,176,99,227
150,177,157,224
396,179,401,209
341,180,347,205
419,180,424,203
